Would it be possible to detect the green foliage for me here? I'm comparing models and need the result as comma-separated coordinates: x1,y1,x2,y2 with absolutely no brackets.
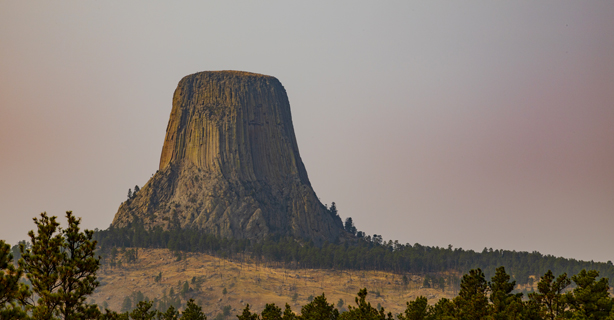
182,299,206,320
161,305,180,320
339,288,392,320
222,304,232,317
528,270,572,320
122,296,133,312
428,298,455,320
453,268,490,320
100,308,129,320
93,225,614,288
129,300,157,320
18,211,100,320
300,293,340,320
398,296,428,320
489,266,523,320
344,217,357,235
402,275,410,287
0,239,27,318
422,275,431,288
124,248,137,263
181,281,190,298
568,269,613,319
261,303,282,320
237,304,259,320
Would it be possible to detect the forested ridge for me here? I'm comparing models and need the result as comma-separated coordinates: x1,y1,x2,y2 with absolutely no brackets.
3,212,614,320
92,221,614,286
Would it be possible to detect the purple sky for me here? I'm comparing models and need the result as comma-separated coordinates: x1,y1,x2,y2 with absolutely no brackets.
1,2,613,262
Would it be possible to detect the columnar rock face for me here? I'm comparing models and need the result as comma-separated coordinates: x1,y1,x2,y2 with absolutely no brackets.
112,71,344,243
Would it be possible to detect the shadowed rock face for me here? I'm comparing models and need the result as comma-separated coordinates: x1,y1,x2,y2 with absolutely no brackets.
112,71,343,243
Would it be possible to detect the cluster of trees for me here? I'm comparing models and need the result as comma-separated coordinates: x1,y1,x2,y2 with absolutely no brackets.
0,212,209,319
111,299,206,320
127,185,140,201
1,212,100,319
3,212,614,320
234,266,614,320
93,223,614,286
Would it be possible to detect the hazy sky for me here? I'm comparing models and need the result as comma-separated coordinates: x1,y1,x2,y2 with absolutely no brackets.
1,1,613,263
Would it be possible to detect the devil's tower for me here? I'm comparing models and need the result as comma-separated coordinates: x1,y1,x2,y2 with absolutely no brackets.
111,71,343,243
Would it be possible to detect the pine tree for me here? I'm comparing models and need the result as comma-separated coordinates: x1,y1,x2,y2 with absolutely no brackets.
129,300,157,320
300,293,340,320
237,304,260,320
344,217,357,235
528,270,571,320
18,212,101,320
453,268,489,320
0,240,27,318
338,289,392,320
161,305,179,320
282,303,297,320
398,296,429,320
568,269,613,319
261,303,282,320
182,299,206,320
489,266,523,320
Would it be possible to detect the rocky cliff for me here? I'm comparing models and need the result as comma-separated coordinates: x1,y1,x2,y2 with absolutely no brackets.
111,71,344,243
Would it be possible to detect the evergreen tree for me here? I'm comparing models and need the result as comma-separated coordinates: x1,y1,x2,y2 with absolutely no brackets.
339,289,392,320
329,202,338,218
398,296,429,320
453,268,489,320
489,266,523,320
181,281,190,298
261,303,282,320
528,270,571,320
344,217,357,235
568,269,612,319
161,305,180,320
0,240,27,318
428,298,455,320
122,296,132,312
99,309,129,320
282,304,297,320
182,299,206,320
300,293,340,320
18,212,100,320
129,300,157,320
237,304,260,320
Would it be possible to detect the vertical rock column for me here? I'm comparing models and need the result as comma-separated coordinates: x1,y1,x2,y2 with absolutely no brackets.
112,71,343,243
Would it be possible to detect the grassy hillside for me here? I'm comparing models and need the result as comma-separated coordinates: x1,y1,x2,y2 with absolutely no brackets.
91,248,457,317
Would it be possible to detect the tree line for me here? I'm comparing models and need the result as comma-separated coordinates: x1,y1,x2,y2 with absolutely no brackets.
3,212,614,319
92,221,614,286
236,265,614,320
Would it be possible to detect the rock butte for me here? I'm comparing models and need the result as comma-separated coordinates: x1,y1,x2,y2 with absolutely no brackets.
111,71,344,243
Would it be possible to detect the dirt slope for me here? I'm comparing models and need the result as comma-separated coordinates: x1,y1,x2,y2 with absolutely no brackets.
91,248,456,317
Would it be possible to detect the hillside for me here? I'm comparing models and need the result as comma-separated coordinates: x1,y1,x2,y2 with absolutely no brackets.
91,248,456,317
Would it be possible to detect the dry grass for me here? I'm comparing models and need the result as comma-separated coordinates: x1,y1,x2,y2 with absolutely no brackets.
91,248,456,317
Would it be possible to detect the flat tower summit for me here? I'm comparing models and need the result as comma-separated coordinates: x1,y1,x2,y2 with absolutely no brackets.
112,71,344,243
